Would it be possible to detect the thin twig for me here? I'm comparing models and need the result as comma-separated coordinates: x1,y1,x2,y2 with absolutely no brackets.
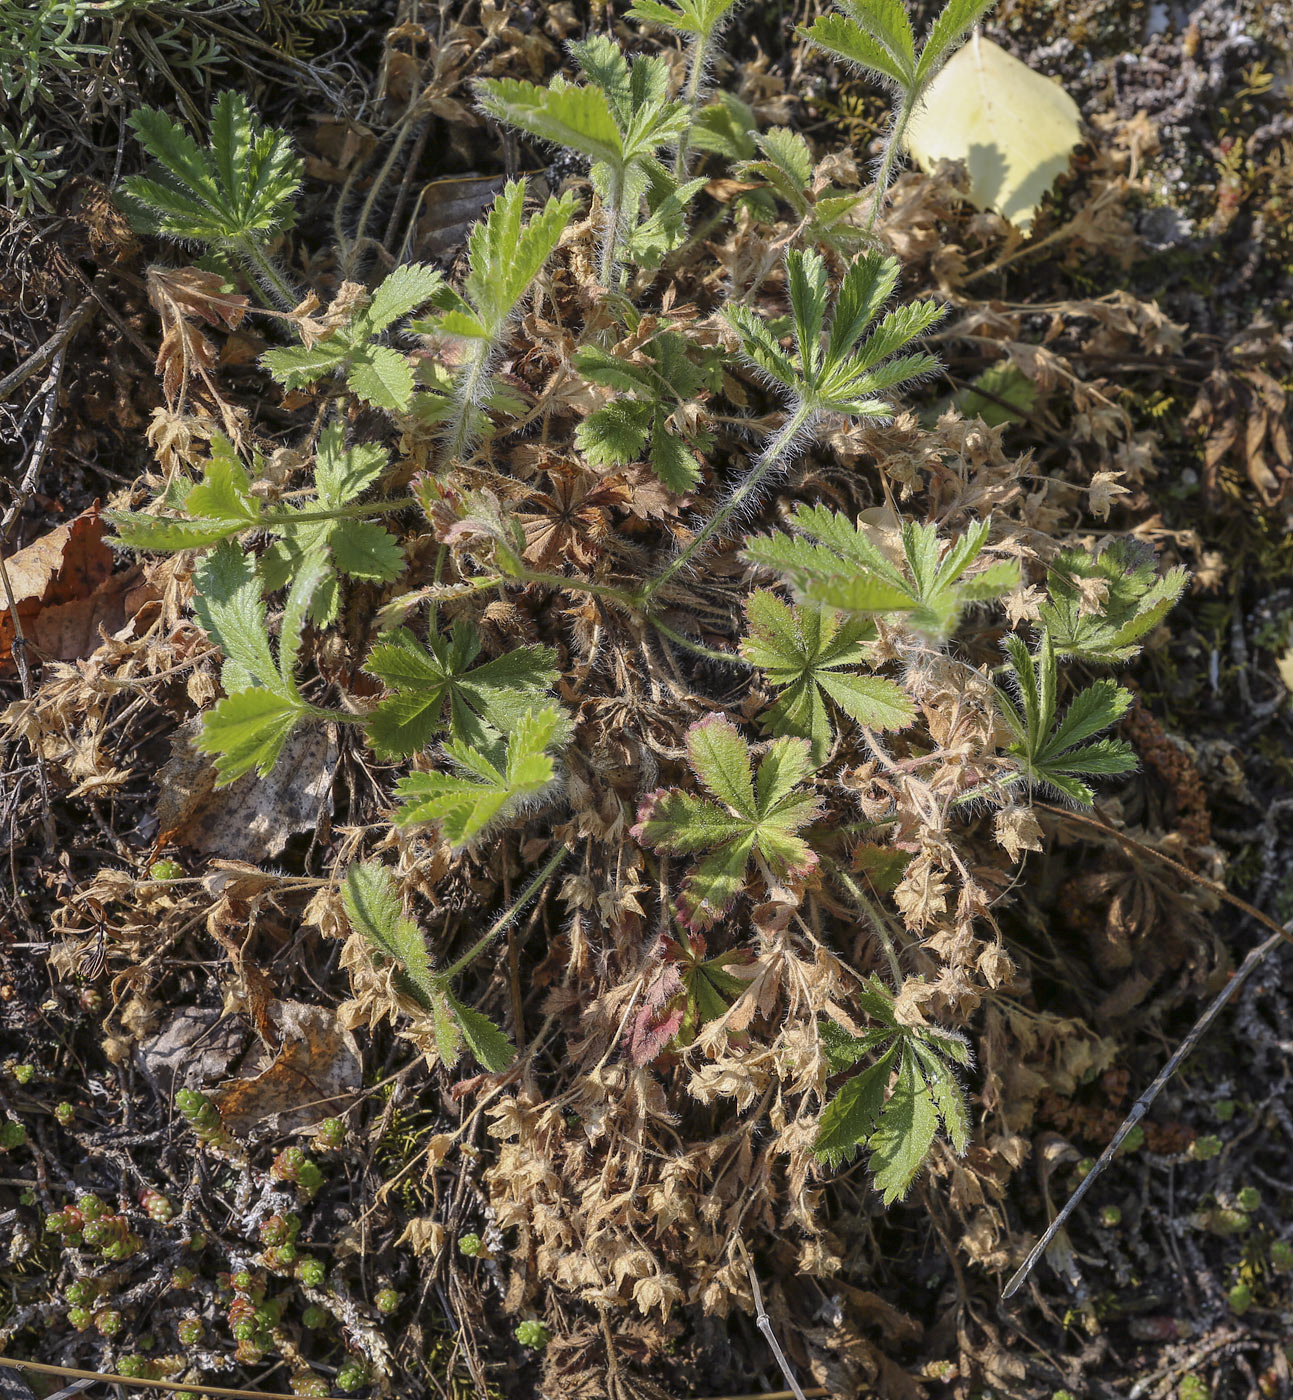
1001,800,1293,1299
0,1357,300,1400
739,1241,811,1400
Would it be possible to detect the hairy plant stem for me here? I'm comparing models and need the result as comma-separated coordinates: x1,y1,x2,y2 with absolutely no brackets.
598,172,625,287
258,496,416,527
511,567,639,609
672,30,713,178
829,864,904,987
864,93,919,234
443,337,495,466
639,400,815,606
438,842,568,982
234,237,297,308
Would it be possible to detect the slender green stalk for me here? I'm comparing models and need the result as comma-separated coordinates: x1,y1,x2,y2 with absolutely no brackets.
649,615,750,665
598,173,625,286
673,30,713,177
234,236,297,308
639,400,815,606
258,496,417,527
439,843,568,981
513,568,640,609
443,338,494,465
829,863,904,987
864,96,917,234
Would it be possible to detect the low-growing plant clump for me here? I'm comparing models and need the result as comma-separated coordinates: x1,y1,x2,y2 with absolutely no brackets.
2,0,1291,1396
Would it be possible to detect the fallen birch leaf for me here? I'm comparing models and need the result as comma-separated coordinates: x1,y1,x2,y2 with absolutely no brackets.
213,1000,361,1136
0,507,141,670
904,34,1082,233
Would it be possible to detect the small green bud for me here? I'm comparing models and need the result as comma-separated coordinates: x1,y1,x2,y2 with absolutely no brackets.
186,1231,207,1253
1235,1186,1260,1213
515,1320,551,1348
1270,1239,1293,1271
0,1119,27,1150
1099,1205,1122,1228
177,1317,204,1347
290,1373,330,1397
149,859,184,881
54,1102,75,1127
94,1308,123,1337
316,1117,346,1150
12,1064,34,1085
1178,1377,1209,1400
335,1360,369,1393
231,1270,255,1293
1052,1392,1078,1400
374,1288,400,1314
1213,1099,1236,1122
140,1188,175,1223
232,1319,256,1342
65,1280,96,1307
1227,1282,1252,1314
118,1357,154,1379
77,1193,107,1222
301,1305,328,1329
457,1233,482,1257
170,1267,196,1289
67,1307,93,1331
1190,1134,1222,1161
1118,1125,1144,1154
296,1257,325,1288
234,1339,264,1366
260,1214,291,1247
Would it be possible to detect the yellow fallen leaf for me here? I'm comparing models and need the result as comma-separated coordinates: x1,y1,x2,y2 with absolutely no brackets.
904,34,1082,233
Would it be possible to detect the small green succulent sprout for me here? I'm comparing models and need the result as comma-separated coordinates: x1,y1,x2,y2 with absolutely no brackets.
1213,1099,1236,1122
1235,1186,1261,1213
291,1374,330,1397
334,1359,370,1393
1075,1157,1096,1179
1177,1376,1210,1400
1118,1124,1145,1155
1227,1281,1252,1315
140,1187,175,1222
94,1307,123,1337
0,1118,27,1150
315,1117,347,1150
515,1319,552,1349
1190,1134,1222,1162
67,1307,94,1332
1269,1239,1293,1271
296,1257,326,1288
12,1063,34,1084
54,1101,74,1126
1099,1204,1122,1228
118,1356,155,1380
301,1305,329,1329
457,1232,483,1257
270,1147,324,1197
374,1288,401,1314
149,859,185,881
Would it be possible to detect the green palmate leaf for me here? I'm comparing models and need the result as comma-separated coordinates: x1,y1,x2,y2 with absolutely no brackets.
801,13,911,87
261,264,442,410
342,861,438,1010
725,249,939,417
574,330,714,490
745,507,1019,642
627,0,740,37
741,591,913,760
195,688,304,785
631,716,821,927
393,704,563,846
1039,540,1188,664
735,128,867,249
363,622,558,758
356,263,447,337
995,631,1136,806
125,90,302,249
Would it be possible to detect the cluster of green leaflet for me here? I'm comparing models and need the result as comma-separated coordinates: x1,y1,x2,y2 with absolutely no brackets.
110,0,1186,1197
